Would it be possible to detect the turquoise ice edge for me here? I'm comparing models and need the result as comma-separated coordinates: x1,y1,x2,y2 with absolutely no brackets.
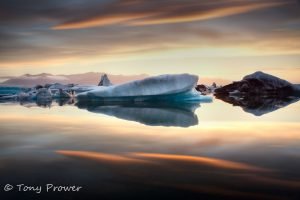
77,90,213,103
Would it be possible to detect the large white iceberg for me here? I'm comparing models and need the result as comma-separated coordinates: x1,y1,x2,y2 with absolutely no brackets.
77,74,212,102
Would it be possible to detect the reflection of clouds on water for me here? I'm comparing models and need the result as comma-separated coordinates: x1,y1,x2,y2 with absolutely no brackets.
130,152,269,172
0,98,300,199
56,150,151,164
54,150,300,200
56,150,270,172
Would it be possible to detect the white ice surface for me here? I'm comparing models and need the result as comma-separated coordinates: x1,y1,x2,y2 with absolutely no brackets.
77,74,202,100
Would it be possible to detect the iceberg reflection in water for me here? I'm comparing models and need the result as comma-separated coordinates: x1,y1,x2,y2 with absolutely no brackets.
0,97,212,127
76,101,210,127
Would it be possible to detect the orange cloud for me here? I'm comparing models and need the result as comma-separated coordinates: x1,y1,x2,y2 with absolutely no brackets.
53,13,152,30
52,1,289,30
129,2,288,26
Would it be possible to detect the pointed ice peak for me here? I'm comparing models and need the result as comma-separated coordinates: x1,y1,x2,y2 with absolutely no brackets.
98,74,112,86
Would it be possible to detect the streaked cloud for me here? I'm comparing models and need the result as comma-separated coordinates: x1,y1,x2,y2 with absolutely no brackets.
53,0,290,29
128,1,289,26
53,13,150,30
0,0,299,81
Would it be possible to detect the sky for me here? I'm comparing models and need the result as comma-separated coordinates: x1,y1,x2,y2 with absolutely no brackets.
0,0,300,83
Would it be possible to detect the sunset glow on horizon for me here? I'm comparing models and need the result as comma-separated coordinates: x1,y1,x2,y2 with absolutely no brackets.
0,0,300,83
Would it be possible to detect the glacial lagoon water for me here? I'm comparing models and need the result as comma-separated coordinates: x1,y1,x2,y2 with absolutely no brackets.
0,97,300,200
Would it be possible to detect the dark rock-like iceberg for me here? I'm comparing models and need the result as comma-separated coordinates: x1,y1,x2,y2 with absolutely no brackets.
215,71,300,97
215,71,300,116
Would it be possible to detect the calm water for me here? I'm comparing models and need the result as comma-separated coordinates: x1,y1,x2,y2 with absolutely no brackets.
0,97,300,200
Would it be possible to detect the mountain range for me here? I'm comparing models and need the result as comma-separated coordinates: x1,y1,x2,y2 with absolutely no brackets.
0,72,231,87
0,72,148,87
